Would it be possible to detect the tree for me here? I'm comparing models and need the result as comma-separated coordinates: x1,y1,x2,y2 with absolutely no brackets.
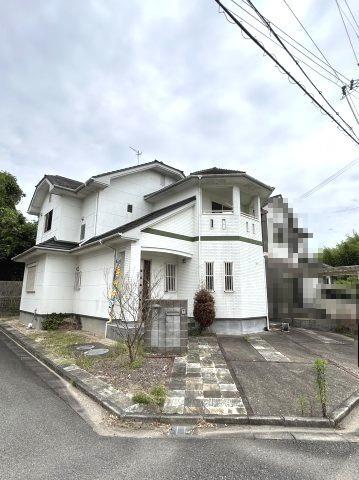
107,260,163,364
193,288,215,331
0,171,37,280
321,232,359,267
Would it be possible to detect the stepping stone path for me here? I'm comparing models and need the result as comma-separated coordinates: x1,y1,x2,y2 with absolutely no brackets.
163,337,247,416
246,336,291,362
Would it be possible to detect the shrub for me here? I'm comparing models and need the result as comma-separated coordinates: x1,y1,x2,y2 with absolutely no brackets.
42,313,67,331
132,392,152,405
314,358,328,418
193,288,215,331
132,385,166,407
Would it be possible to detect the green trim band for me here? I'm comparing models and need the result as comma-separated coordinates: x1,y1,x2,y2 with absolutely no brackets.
142,228,262,246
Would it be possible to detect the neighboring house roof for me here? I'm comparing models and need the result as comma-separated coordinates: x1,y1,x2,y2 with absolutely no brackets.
190,167,245,175
80,195,196,246
91,160,184,179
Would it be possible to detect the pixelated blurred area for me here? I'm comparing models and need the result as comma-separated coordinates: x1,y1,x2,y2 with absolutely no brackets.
262,195,358,366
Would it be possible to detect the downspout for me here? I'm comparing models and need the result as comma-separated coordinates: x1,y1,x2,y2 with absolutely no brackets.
94,191,100,236
197,175,202,286
99,238,118,338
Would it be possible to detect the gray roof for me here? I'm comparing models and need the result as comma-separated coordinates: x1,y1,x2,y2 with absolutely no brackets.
43,175,83,190
81,195,196,246
91,160,184,179
37,238,79,250
190,167,245,175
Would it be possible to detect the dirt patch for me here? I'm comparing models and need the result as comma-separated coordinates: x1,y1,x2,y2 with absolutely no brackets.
5,319,172,396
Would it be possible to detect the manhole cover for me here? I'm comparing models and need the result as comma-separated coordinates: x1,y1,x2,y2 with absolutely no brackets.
84,348,109,357
76,345,95,351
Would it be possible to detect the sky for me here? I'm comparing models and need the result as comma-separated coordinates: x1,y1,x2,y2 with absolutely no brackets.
1,0,359,251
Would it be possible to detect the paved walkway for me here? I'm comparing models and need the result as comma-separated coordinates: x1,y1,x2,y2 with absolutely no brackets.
163,337,246,415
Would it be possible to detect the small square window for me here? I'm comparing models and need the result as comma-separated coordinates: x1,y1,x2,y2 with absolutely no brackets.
127,204,133,213
44,210,53,232
80,223,86,240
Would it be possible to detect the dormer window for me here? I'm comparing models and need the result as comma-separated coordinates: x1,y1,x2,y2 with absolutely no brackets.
44,210,53,232
127,204,133,213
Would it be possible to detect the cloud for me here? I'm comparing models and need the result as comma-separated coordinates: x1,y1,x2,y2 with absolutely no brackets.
0,0,358,251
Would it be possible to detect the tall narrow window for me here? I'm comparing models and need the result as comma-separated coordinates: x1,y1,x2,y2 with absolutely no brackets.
252,223,255,234
127,204,133,213
74,268,82,290
246,221,249,233
224,262,234,292
44,210,53,232
222,218,226,230
165,264,176,292
205,262,214,291
210,219,214,229
80,223,86,240
26,264,36,292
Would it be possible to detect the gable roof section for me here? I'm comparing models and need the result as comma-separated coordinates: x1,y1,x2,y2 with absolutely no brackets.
43,175,83,190
80,195,196,246
190,167,245,175
91,160,184,180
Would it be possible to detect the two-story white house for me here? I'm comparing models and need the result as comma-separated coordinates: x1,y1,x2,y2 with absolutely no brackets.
14,161,274,336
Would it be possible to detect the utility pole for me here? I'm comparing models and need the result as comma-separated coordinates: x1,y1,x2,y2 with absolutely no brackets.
129,146,142,165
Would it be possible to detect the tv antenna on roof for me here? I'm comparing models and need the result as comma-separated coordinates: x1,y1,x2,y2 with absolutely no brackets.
129,146,142,165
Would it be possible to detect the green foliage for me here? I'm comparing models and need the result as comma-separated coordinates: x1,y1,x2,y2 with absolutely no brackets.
0,171,24,208
132,392,152,405
320,232,359,267
132,385,166,407
131,358,144,369
298,394,309,416
42,313,67,331
333,276,358,287
313,358,328,418
0,171,37,280
193,288,215,331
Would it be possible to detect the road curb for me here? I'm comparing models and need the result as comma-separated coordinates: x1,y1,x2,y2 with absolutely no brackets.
0,324,355,429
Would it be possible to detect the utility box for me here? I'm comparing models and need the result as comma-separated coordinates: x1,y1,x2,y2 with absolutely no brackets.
144,300,188,354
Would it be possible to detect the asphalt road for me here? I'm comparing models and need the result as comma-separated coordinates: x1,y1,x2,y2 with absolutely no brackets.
1,331,358,480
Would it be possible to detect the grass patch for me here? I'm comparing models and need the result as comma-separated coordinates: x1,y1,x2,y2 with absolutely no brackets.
132,385,166,407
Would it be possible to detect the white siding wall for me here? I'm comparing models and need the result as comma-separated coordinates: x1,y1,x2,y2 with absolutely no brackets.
41,254,77,313
151,205,195,236
36,193,62,243
58,196,82,242
20,256,47,313
95,170,171,235
81,192,98,241
151,186,198,211
72,248,114,319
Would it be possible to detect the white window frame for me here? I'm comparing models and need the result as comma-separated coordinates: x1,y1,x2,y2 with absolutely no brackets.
74,267,82,291
26,263,37,293
205,262,214,291
224,261,234,292
222,218,226,230
44,209,53,232
165,263,176,292
252,223,255,234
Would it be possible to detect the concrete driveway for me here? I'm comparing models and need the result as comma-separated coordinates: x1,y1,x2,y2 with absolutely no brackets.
218,328,359,418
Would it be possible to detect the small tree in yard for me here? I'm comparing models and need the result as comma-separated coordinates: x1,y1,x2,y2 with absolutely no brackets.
107,259,162,365
193,288,215,332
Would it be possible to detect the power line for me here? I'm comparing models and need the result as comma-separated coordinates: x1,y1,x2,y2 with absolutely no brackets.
297,157,359,200
214,0,359,147
335,0,359,65
342,0,359,37
226,7,342,86
243,0,359,139
229,0,351,84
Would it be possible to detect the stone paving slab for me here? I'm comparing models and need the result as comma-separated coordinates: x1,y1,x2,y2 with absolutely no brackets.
163,337,246,416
